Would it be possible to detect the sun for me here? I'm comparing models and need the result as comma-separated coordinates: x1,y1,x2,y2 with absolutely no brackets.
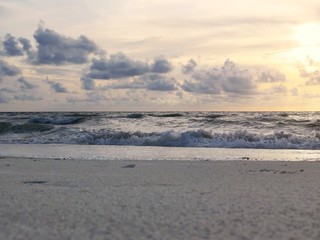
293,22,320,47
278,22,320,63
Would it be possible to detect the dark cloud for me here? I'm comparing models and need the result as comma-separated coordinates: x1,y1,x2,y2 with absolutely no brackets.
14,94,42,101
0,87,15,93
31,26,98,65
45,79,68,93
0,85,14,103
182,74,221,94
105,79,146,90
145,74,177,91
181,59,257,95
95,73,178,92
18,37,33,56
84,53,173,81
1,33,34,58
0,93,8,103
182,59,197,74
222,75,256,94
221,60,256,95
17,77,37,90
81,76,96,90
0,60,21,78
86,53,150,80
1,34,24,56
150,57,173,73
67,91,106,103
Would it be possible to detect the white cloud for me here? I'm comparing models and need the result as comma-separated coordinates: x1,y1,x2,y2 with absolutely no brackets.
182,59,258,95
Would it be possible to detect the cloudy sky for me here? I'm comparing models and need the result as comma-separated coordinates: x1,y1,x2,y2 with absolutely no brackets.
1,0,320,111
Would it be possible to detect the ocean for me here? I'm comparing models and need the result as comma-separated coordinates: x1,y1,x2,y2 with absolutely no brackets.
0,111,320,161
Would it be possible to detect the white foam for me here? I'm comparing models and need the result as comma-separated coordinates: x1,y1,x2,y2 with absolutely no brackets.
0,144,319,161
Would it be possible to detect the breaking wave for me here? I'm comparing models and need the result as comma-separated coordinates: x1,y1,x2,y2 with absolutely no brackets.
3,128,320,149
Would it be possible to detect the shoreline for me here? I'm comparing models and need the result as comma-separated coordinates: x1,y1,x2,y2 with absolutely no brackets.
1,157,320,239
1,144,320,162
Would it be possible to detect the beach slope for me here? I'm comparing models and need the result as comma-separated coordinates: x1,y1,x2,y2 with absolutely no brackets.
1,158,320,239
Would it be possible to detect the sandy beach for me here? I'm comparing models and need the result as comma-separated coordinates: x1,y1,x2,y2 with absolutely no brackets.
1,157,320,240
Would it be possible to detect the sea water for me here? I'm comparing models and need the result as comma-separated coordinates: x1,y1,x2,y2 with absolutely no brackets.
0,111,320,161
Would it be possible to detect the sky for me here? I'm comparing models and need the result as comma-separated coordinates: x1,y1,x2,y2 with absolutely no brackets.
1,0,320,111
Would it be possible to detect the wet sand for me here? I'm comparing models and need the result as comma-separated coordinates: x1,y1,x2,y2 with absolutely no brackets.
1,157,320,239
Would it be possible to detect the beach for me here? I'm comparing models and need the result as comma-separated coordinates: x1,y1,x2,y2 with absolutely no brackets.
1,157,320,239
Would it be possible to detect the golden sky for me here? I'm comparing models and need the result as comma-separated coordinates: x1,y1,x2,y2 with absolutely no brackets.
0,0,320,111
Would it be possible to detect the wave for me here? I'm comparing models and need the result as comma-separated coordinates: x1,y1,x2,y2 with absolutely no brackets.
29,116,85,125
76,129,320,149
126,113,144,119
205,114,225,119
0,122,12,134
0,122,54,134
150,113,185,118
7,128,320,149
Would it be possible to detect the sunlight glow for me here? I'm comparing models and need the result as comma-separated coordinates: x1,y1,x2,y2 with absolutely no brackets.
277,23,320,64
293,22,320,47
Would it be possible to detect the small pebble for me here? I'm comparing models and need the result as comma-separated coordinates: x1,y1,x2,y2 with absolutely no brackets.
23,181,47,184
122,164,136,168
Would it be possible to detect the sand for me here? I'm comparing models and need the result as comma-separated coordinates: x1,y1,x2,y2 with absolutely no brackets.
1,157,320,240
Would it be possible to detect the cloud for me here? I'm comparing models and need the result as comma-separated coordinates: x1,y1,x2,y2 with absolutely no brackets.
86,53,150,80
221,60,257,94
31,26,98,65
182,59,257,95
291,87,298,96
182,58,197,74
182,71,221,94
0,93,8,103
0,59,21,78
82,53,175,92
0,87,13,104
67,91,106,103
18,37,33,56
259,69,286,82
84,53,173,80
144,74,178,91
304,70,320,85
14,94,42,101
222,75,256,94
150,57,173,73
17,76,37,90
303,93,320,98
1,34,33,57
268,85,288,94
297,57,320,85
148,17,296,29
81,76,96,90
45,78,68,93
95,73,178,92
1,34,24,56
0,87,15,93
